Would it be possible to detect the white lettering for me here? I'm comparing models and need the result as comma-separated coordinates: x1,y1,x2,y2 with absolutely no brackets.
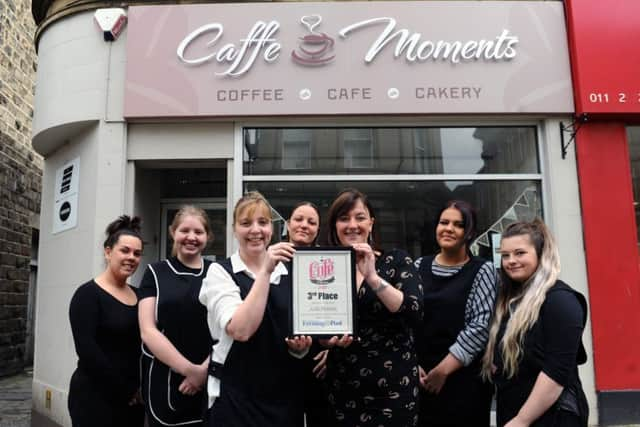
177,23,224,65
176,21,282,77
339,18,518,64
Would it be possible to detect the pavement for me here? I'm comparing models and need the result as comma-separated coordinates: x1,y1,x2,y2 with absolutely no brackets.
0,368,32,427
1,368,639,427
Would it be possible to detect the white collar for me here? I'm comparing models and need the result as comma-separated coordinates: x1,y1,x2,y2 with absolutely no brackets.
230,251,288,285
165,258,205,276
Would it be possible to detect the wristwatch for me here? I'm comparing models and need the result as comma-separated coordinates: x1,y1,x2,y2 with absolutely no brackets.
372,277,390,294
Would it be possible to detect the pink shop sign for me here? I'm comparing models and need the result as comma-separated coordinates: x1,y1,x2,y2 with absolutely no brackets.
123,1,574,118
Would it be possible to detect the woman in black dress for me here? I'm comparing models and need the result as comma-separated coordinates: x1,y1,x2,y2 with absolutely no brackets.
68,215,145,427
199,191,311,427
324,188,423,427
416,200,496,426
286,202,330,427
138,206,214,426
482,219,589,426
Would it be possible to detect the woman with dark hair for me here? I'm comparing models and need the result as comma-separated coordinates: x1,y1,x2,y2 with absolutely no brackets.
68,215,145,427
324,188,423,427
416,200,497,426
286,201,330,427
138,205,214,426
482,219,588,426
287,201,321,247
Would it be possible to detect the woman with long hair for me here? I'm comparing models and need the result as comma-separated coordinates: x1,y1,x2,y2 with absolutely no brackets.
482,219,589,426
68,215,145,427
415,200,497,426
324,188,423,427
199,191,311,427
138,206,214,426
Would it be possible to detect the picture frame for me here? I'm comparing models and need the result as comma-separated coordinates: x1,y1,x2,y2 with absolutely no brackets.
289,246,357,337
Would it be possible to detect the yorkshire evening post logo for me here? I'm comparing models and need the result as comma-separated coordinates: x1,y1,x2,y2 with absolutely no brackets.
309,257,336,285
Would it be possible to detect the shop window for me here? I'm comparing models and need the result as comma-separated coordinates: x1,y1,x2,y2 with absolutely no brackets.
243,127,539,176
343,129,374,169
242,125,542,262
245,180,542,261
281,129,312,170
627,126,640,248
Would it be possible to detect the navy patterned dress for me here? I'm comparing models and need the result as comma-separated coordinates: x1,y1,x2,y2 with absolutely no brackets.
326,248,424,427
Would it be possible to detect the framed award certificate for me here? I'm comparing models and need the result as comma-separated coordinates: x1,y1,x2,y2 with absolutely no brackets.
290,247,357,337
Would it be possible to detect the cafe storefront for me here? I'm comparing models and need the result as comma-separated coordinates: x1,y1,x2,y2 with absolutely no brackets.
30,1,597,425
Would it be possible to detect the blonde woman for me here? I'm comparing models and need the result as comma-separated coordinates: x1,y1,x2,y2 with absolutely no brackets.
199,192,311,427
138,206,214,426
482,219,589,427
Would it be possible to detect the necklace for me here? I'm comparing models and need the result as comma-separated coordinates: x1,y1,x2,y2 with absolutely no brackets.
434,253,470,268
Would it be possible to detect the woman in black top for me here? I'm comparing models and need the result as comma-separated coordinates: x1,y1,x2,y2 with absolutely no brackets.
138,206,214,426
199,191,311,427
324,188,424,427
286,202,330,427
482,219,588,427
416,200,496,426
68,215,145,427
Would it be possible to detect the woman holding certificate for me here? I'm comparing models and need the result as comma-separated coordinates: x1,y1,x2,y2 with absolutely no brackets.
199,191,311,427
324,188,424,427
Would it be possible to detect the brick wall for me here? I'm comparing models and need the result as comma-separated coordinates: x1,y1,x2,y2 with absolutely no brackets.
0,0,42,376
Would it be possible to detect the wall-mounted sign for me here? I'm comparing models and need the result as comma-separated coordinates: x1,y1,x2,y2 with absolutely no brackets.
124,1,573,117
52,158,79,234
565,0,640,116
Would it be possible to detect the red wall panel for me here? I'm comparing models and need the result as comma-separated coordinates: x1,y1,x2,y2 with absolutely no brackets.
575,122,640,389
565,1,640,115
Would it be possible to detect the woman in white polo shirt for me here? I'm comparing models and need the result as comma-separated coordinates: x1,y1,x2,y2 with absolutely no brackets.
199,191,311,427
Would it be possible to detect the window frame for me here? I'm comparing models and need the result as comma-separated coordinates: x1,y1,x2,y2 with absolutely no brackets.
232,119,550,253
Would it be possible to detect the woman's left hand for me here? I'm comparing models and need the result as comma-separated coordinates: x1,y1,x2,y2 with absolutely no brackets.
178,362,207,395
351,243,377,281
312,350,329,379
285,335,312,352
423,365,448,394
262,242,296,275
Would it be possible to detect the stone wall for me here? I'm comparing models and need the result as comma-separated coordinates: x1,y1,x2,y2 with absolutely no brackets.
0,0,41,376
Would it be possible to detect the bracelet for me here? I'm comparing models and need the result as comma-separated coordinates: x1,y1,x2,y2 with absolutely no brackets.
372,278,390,294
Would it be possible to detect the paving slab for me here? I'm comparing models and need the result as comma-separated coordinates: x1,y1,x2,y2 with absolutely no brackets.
0,369,31,427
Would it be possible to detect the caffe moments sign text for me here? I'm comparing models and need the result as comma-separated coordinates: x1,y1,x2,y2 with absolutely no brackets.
124,1,573,117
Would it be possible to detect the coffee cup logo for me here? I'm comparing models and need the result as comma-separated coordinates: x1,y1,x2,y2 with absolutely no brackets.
309,257,336,284
291,15,335,66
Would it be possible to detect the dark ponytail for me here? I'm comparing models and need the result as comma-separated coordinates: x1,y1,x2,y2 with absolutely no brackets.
103,215,143,249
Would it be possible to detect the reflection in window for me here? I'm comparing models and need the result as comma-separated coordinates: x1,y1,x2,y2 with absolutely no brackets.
244,127,539,175
343,129,373,168
246,180,542,261
282,129,312,170
627,127,640,247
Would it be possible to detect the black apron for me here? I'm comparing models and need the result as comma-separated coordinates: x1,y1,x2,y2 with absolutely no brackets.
418,256,493,427
206,259,304,427
141,258,212,426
